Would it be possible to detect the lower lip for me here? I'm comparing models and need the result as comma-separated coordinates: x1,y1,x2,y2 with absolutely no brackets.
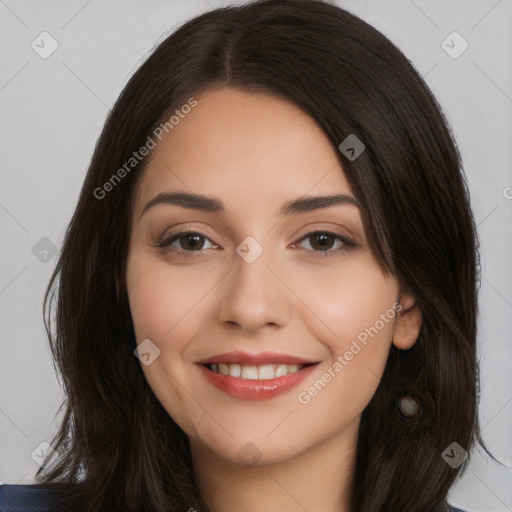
198,364,318,400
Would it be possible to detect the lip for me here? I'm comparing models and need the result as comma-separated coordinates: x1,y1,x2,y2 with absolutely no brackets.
197,350,317,366
197,359,319,401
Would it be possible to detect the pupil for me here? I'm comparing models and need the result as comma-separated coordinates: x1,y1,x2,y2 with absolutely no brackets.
312,234,333,251
184,234,203,250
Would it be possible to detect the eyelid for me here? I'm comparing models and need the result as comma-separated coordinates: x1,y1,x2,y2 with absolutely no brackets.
154,229,217,251
291,230,356,258
154,228,356,259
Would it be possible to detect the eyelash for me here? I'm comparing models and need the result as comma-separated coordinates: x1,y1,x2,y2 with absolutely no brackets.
154,229,356,259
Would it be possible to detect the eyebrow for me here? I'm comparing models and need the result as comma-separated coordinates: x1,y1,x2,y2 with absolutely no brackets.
139,191,359,221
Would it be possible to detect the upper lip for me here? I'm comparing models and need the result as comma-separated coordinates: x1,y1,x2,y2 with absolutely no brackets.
198,351,319,366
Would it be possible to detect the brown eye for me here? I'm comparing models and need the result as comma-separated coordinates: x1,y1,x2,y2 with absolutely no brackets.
156,231,216,252
307,233,336,251
294,231,356,258
176,233,206,250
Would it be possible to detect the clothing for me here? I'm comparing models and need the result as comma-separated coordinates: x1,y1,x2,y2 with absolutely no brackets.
0,484,66,512
0,484,469,512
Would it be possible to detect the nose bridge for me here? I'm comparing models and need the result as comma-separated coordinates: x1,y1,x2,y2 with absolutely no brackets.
217,236,291,331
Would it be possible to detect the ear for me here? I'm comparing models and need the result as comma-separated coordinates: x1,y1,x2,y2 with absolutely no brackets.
393,290,422,350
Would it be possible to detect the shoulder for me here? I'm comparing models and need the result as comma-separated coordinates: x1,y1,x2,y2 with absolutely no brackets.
1,485,469,512
0,483,70,512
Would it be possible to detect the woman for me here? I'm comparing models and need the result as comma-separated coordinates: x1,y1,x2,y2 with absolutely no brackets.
0,0,491,510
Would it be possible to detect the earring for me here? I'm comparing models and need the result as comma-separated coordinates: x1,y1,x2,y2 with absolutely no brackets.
395,394,422,420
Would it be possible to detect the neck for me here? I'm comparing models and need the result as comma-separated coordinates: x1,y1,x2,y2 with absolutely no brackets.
190,417,359,512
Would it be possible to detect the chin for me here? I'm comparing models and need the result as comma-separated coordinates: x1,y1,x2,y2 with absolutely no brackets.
201,435,306,467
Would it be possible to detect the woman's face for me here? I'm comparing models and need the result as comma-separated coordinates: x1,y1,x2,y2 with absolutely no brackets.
125,86,420,466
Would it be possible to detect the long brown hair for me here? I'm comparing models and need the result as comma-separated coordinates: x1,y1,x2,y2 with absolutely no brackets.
35,1,494,510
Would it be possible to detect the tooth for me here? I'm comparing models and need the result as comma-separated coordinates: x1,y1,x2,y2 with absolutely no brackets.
258,364,275,380
229,363,241,377
241,365,258,379
210,362,306,379
275,364,287,377
218,363,229,375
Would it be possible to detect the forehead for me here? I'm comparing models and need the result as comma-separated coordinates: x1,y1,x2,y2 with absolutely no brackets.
134,86,353,213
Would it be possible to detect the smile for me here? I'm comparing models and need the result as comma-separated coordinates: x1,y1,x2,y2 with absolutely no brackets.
197,352,319,400
206,362,306,380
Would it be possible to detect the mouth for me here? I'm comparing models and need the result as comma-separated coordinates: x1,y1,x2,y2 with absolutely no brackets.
197,351,320,400
203,362,313,380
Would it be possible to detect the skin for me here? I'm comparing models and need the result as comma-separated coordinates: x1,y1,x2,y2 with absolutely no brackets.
124,86,423,512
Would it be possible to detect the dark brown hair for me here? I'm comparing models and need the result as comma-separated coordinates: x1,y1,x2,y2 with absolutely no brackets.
35,1,494,510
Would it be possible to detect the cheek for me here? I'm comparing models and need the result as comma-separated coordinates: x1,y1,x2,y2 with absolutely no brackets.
125,251,211,434
126,253,208,349
293,257,398,423
289,254,398,343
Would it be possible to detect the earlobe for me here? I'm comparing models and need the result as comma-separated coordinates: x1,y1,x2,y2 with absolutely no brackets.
393,291,423,350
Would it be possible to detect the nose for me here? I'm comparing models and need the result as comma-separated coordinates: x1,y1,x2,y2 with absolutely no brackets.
216,246,292,333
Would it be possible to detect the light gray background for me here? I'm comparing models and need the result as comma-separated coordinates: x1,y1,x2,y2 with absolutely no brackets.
1,1,511,511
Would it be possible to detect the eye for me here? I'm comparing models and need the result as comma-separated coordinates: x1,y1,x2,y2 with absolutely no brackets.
155,230,216,254
293,231,356,258
154,229,356,259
